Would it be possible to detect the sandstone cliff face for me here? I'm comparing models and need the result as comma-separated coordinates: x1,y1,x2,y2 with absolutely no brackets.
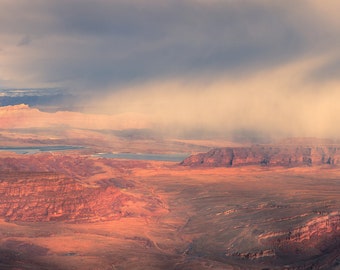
181,145,340,167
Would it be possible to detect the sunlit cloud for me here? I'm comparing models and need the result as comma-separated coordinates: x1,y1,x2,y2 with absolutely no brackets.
0,0,340,139
85,54,340,139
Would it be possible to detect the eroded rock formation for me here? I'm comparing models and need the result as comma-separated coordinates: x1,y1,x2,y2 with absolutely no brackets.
0,171,165,222
181,145,340,167
222,212,340,269
258,212,339,249
260,212,340,246
0,172,123,222
258,212,340,268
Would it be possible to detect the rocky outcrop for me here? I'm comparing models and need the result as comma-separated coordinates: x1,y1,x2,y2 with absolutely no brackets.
0,171,164,222
259,212,340,245
257,212,340,268
225,249,276,260
181,145,340,167
223,213,340,269
0,154,169,222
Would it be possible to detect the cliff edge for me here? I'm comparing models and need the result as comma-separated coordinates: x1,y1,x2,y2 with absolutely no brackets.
181,144,340,167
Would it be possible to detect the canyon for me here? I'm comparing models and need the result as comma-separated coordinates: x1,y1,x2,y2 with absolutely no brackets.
0,172,163,223
0,154,167,223
0,105,339,269
0,151,338,269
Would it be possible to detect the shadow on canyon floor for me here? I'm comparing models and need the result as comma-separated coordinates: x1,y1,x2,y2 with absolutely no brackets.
0,153,339,269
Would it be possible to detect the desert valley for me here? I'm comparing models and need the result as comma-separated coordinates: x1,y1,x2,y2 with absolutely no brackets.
0,105,339,270
2,1,340,269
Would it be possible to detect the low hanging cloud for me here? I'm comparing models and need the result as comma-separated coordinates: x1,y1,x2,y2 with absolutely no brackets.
0,0,339,89
85,54,340,139
1,1,340,139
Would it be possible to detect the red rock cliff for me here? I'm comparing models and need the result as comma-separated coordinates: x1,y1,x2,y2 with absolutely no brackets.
181,145,340,167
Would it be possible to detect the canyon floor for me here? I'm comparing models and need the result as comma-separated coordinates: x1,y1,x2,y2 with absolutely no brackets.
0,152,339,269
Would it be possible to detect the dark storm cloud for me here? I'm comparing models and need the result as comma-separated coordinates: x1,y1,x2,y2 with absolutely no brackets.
17,35,32,46
2,0,340,139
308,56,340,84
2,0,336,90
48,0,304,85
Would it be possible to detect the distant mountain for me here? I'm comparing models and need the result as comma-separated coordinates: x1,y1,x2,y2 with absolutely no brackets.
0,88,76,111
0,104,150,130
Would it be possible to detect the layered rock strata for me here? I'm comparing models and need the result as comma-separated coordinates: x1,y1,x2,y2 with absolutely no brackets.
181,145,340,167
224,212,340,268
259,212,340,267
260,212,340,245
0,172,162,222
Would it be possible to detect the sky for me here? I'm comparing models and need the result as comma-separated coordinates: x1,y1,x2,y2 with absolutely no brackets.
1,0,340,139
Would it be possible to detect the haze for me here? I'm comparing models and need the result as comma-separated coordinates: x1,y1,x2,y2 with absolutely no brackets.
1,2,340,269
1,0,340,139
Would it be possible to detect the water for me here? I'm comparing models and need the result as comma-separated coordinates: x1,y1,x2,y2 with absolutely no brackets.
96,152,188,162
0,146,189,162
0,146,83,154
